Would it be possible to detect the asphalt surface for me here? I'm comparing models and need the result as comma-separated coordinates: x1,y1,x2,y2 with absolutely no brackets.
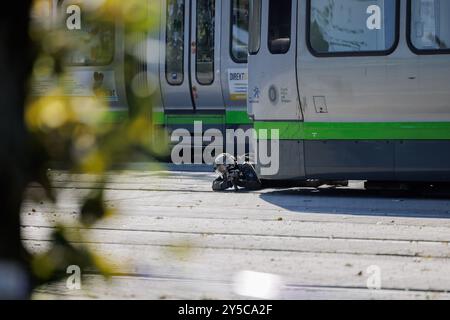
21,166,450,300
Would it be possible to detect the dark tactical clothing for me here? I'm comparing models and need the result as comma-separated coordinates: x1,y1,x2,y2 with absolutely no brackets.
212,163,262,191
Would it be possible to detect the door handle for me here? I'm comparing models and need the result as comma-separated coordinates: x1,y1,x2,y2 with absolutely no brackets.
192,86,198,99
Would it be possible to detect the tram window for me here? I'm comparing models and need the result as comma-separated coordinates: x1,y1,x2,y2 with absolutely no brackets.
196,0,215,85
268,0,292,54
166,0,185,85
249,0,262,55
308,0,398,56
60,1,114,66
65,20,115,66
410,0,450,53
231,0,249,63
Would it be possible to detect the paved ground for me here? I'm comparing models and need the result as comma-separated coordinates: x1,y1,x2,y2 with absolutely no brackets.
21,166,450,300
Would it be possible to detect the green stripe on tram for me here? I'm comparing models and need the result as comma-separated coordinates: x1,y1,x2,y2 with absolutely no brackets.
105,111,233,126
103,110,129,123
165,114,225,125
254,121,450,140
154,110,253,126
152,111,165,125
226,110,253,125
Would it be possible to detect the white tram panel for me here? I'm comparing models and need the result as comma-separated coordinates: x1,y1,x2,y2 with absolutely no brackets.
298,0,411,123
298,0,450,123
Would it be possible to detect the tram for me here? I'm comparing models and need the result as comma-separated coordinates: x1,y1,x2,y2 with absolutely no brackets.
33,0,252,156
249,0,450,183
34,0,450,184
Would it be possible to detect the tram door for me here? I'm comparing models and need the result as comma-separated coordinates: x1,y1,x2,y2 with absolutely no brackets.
248,0,304,179
248,0,302,121
190,0,225,110
160,0,194,111
161,0,224,111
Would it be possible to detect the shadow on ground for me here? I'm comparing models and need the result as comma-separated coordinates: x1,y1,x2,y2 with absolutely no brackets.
259,186,450,219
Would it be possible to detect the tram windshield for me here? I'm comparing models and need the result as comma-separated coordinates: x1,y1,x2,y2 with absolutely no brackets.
65,23,114,66
61,2,115,66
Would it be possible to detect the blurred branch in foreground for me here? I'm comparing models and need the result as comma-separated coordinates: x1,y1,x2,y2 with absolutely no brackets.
0,0,167,299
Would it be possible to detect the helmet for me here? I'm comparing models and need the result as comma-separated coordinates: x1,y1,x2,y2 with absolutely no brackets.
213,153,236,175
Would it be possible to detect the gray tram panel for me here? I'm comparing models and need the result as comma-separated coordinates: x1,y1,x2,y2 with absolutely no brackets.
395,141,450,182
260,140,450,182
258,140,306,180
304,141,395,181
167,123,254,158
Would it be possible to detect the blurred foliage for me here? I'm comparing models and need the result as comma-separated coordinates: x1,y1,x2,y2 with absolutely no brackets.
26,0,169,288
31,226,113,286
